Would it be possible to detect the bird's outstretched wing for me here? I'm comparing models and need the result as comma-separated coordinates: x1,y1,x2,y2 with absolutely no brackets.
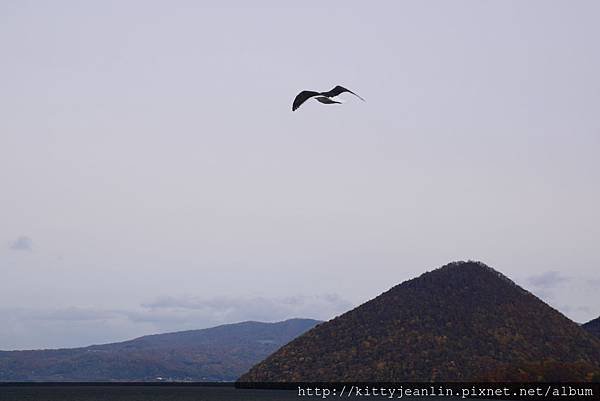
321,85,365,101
292,90,320,111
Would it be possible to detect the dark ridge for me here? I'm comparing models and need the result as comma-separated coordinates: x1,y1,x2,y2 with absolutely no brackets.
0,318,320,382
239,261,600,382
583,316,600,338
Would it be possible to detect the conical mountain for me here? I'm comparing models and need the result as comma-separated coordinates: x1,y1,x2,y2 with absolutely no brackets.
584,316,600,339
239,261,600,382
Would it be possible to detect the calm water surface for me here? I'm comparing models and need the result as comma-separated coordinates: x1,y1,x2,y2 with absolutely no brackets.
0,385,301,401
0,385,503,401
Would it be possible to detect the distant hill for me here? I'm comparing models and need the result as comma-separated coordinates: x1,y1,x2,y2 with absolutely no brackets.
583,317,600,338
239,262,600,382
0,318,320,381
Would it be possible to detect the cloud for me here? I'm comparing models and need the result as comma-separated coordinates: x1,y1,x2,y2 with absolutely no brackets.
523,273,597,323
0,294,354,349
9,235,33,251
586,277,600,288
27,307,118,322
526,271,570,289
0,307,152,350
141,294,353,324
558,304,592,317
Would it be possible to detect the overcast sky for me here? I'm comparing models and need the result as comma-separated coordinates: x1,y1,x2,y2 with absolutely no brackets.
1,1,599,350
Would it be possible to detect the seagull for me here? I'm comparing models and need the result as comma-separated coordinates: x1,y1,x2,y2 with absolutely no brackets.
292,85,365,111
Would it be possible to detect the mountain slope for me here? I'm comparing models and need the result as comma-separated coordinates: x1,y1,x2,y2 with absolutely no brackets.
239,262,600,382
583,317,600,339
0,318,320,381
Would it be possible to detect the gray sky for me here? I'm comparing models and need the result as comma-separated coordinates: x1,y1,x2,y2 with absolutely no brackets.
1,1,599,350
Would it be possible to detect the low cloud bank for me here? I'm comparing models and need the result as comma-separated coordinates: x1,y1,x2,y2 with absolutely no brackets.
0,294,353,350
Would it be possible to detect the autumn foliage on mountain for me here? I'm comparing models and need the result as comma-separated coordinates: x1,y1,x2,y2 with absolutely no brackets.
239,261,600,382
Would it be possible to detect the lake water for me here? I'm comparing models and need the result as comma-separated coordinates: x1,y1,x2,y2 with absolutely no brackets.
0,383,588,401
0,385,299,401
0,384,514,400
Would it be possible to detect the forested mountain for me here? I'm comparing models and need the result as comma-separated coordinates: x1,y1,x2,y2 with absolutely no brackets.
240,262,600,382
0,319,320,381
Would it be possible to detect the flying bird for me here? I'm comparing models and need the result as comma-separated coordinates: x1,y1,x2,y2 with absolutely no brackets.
292,85,365,111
